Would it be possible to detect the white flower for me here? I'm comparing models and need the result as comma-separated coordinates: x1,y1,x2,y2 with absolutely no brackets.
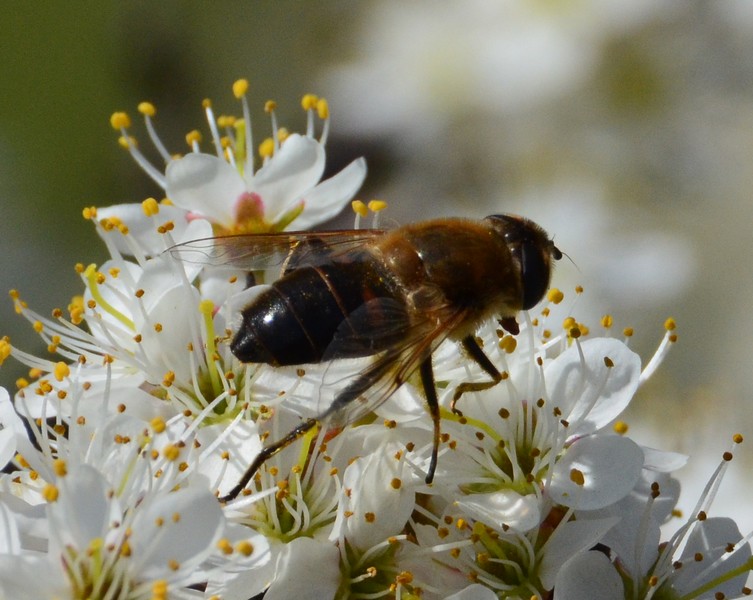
555,437,753,600
0,465,225,599
426,311,650,532
260,434,424,599
411,498,618,598
105,80,366,257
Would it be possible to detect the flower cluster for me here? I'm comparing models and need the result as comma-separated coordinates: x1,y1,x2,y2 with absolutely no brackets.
1,81,751,599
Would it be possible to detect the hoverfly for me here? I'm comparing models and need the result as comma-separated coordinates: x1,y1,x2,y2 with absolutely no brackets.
171,214,561,502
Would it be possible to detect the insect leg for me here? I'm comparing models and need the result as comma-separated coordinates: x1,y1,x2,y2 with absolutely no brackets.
419,357,440,484
451,335,503,415
218,417,319,503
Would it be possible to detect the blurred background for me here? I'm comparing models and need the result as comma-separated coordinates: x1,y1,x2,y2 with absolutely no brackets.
2,1,753,530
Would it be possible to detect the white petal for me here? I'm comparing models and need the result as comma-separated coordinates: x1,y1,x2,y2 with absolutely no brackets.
642,446,688,472
135,284,201,382
263,537,340,600
539,516,619,589
0,554,67,600
50,465,112,550
291,157,368,229
251,134,325,216
130,483,224,579
545,338,641,435
672,517,751,596
334,445,416,550
195,421,263,500
553,551,623,600
550,435,643,509
454,489,542,532
0,388,25,469
0,502,20,554
166,153,246,226
96,203,192,256
443,583,498,600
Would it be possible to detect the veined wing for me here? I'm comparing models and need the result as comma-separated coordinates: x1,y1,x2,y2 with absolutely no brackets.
316,292,470,429
167,229,385,271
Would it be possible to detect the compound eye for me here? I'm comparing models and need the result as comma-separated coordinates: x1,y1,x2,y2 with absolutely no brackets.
519,239,551,310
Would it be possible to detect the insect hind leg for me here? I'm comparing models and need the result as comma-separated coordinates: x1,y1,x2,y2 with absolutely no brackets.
451,335,504,415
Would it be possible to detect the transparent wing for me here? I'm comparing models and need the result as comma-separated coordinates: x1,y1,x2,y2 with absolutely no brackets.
167,229,385,271
316,294,470,428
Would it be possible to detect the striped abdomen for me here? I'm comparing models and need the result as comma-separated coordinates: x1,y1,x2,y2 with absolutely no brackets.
230,255,409,366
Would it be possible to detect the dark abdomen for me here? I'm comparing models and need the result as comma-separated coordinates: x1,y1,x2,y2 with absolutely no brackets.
231,256,409,366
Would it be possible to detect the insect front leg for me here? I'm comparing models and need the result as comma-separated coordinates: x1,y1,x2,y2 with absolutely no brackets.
451,335,503,415
218,417,320,503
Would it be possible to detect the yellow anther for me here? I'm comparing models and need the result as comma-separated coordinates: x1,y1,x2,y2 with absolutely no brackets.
33,320,43,333
185,130,202,146
368,199,388,213
82,206,98,220
499,335,517,354
236,540,254,556
547,288,564,304
601,314,613,328
613,421,629,435
53,362,70,382
664,317,677,331
217,538,233,555
575,285,584,294
396,571,414,585
202,98,212,109
53,458,68,477
562,317,576,330
733,433,744,444
152,579,168,599
570,468,585,486
163,444,180,462
316,98,329,119
142,197,160,217
301,93,319,110
16,378,28,389
277,127,289,142
151,416,166,434
162,371,175,387
352,200,368,218
264,100,277,113
623,327,634,337
0,338,11,365
233,78,249,99
156,221,174,234
390,477,402,490
138,102,156,117
118,135,135,149
43,484,59,502
110,112,131,130
259,137,275,159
